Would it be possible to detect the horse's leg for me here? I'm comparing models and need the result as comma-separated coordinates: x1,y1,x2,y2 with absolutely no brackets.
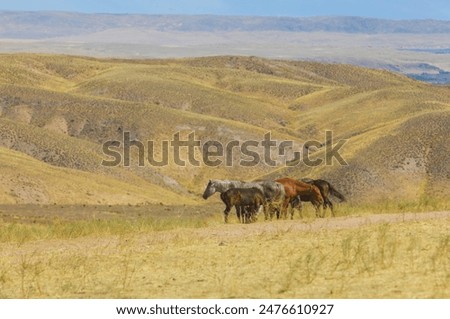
327,199,335,217
285,199,291,220
319,200,325,218
288,205,295,220
282,198,289,219
245,207,251,223
262,203,267,222
270,202,277,220
224,205,231,223
254,206,259,222
255,204,261,222
315,202,324,218
250,206,256,223
264,202,269,221
235,205,241,222
298,200,303,219
249,206,254,223
268,202,274,220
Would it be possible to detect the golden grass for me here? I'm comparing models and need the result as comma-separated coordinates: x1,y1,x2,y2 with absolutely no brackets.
331,197,450,217
0,197,448,244
0,147,195,205
0,215,214,244
0,212,448,298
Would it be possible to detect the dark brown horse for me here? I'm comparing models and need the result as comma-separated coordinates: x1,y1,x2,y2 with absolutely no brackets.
275,177,324,219
291,178,346,217
220,187,266,223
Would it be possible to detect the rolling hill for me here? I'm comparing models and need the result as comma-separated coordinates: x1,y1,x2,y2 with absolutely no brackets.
0,53,449,205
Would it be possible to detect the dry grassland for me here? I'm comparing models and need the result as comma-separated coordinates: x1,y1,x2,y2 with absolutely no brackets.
0,54,449,299
0,208,448,298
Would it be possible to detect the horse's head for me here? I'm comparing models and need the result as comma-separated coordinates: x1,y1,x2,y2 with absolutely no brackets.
202,180,216,199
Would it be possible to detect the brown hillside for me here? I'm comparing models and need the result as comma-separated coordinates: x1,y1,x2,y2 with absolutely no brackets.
0,54,448,204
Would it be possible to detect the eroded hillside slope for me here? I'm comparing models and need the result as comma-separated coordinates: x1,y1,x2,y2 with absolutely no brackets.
0,54,448,204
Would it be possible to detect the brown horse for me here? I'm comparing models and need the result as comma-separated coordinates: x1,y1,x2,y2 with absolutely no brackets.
291,178,346,217
275,177,324,219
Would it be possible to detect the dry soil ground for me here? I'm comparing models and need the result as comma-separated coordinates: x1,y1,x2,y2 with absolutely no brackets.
0,205,449,298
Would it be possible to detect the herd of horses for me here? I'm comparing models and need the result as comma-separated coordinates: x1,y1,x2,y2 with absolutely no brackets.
202,177,346,223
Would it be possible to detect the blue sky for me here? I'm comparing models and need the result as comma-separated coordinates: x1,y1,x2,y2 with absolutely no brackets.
1,0,449,20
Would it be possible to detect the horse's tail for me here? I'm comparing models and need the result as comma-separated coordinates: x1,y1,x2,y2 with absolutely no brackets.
328,183,346,202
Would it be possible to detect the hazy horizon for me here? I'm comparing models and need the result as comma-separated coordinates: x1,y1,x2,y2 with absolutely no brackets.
1,0,449,20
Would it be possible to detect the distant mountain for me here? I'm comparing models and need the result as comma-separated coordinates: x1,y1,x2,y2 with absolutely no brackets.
409,70,450,84
1,11,450,84
1,11,450,39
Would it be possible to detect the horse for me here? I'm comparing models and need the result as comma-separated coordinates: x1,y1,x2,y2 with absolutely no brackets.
252,179,285,220
202,179,284,220
220,188,265,223
291,178,346,217
275,177,324,219
202,179,262,199
202,179,263,221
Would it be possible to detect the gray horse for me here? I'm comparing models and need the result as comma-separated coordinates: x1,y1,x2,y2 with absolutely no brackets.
202,179,285,221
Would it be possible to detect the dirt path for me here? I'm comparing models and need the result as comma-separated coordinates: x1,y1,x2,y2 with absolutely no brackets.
179,210,450,245
1,210,449,258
